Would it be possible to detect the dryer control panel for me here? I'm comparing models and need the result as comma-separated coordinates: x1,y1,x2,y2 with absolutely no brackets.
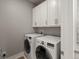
41,41,44,45
47,43,54,47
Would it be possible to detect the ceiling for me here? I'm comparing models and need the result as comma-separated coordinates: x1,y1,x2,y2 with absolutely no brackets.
28,0,45,5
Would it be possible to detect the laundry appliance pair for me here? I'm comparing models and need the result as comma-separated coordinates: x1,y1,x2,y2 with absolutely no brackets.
24,33,60,59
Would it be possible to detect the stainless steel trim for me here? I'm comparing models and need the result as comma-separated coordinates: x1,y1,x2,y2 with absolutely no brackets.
61,51,64,55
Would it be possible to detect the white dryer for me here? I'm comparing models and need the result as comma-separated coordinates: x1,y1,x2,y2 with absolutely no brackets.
35,36,60,59
24,33,43,59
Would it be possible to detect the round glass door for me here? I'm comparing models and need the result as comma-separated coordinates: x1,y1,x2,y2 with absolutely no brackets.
24,39,30,54
36,46,52,59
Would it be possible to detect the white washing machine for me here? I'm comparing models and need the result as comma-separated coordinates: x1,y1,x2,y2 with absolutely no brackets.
35,36,60,59
24,33,43,59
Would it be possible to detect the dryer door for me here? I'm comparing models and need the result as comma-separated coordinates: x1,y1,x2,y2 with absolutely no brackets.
24,39,31,54
36,46,52,59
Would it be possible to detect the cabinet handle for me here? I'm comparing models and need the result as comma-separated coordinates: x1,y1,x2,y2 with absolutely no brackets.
35,22,37,25
75,50,79,54
61,51,64,55
77,42,79,44
45,20,47,25
55,18,58,24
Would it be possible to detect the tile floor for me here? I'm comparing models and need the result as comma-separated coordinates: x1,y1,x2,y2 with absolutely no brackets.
6,52,27,59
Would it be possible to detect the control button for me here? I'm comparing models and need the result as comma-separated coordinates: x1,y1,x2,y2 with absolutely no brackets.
29,37,32,40
41,41,44,45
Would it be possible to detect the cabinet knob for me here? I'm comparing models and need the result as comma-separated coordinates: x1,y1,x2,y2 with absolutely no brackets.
55,18,58,24
61,51,64,55
45,20,47,25
75,50,79,54
35,22,37,25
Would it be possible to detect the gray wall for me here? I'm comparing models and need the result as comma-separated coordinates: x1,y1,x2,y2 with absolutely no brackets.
77,0,79,43
0,0,34,57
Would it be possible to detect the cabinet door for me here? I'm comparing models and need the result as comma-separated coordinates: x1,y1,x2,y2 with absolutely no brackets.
47,0,59,26
40,1,47,26
33,1,47,27
33,5,41,27
36,1,47,27
36,5,41,27
33,7,36,27
57,0,61,26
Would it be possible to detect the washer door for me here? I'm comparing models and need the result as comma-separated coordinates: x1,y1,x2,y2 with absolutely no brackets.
24,39,30,54
36,46,52,59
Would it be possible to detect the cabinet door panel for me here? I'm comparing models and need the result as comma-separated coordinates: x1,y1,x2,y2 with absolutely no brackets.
33,7,37,27
40,1,47,26
33,1,47,27
36,1,47,27
47,0,58,26
33,5,41,27
57,0,61,25
36,5,41,26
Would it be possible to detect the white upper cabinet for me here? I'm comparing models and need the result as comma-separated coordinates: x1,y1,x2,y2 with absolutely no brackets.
32,0,61,27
